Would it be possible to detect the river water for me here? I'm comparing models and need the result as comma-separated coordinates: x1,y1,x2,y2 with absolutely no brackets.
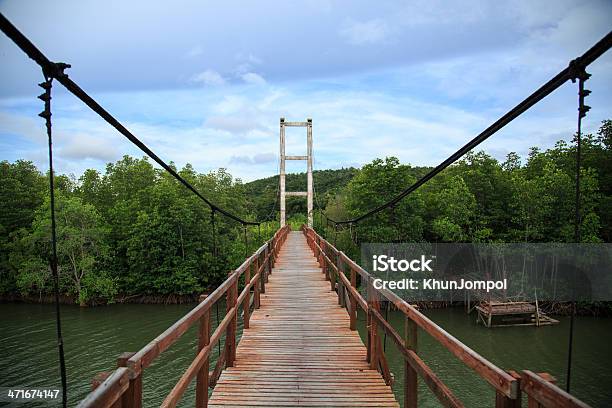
0,303,610,407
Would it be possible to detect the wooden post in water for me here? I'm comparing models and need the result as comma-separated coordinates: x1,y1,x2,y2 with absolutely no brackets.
196,295,211,408
405,316,418,408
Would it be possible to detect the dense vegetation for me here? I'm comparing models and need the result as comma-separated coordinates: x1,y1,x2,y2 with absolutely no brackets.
0,157,271,305
321,121,611,261
0,120,609,305
244,168,361,220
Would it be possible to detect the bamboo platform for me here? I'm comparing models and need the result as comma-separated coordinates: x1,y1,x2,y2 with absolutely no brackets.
476,301,559,328
209,231,399,407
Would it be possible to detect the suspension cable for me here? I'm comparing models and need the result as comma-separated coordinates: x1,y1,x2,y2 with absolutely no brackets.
38,76,68,407
0,12,259,227
328,31,611,226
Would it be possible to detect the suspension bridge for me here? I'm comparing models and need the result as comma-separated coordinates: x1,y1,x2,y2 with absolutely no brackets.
1,11,610,408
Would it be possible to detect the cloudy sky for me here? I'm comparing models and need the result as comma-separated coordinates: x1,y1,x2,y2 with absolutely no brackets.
0,0,611,181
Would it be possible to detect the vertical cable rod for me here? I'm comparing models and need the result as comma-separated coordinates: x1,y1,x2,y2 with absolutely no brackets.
39,76,68,408
566,66,590,393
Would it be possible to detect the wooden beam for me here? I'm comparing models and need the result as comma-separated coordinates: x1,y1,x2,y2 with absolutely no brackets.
77,368,130,408
521,371,590,408
161,305,236,407
196,296,211,408
370,308,463,408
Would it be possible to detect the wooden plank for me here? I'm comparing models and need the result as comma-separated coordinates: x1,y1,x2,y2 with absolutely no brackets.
209,231,399,407
521,370,591,408
77,368,130,408
196,297,211,408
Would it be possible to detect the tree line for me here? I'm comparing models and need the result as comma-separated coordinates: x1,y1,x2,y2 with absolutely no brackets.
0,120,609,305
321,121,611,261
0,156,271,305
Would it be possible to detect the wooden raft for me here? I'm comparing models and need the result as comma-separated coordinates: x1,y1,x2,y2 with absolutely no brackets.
209,231,399,407
476,301,559,328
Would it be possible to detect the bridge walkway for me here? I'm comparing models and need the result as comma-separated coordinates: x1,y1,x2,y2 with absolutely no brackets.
209,231,399,407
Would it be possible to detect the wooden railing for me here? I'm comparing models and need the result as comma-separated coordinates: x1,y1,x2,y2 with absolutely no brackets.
77,225,291,408
301,226,591,408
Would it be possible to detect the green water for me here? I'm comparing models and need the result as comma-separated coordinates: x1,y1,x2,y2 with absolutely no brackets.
1,303,610,407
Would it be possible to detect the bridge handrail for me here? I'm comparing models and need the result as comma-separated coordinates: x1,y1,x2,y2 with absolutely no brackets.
302,225,593,408
521,370,590,408
77,225,290,408
302,225,518,407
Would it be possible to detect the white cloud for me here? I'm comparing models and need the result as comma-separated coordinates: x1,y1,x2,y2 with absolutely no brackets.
339,18,391,45
186,45,203,58
206,116,265,134
0,110,43,142
191,69,226,86
230,152,276,165
241,72,267,85
60,134,119,161
1,0,610,183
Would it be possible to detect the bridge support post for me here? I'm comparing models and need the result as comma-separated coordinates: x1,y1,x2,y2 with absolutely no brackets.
405,317,418,408
226,274,237,367
267,241,273,277
117,352,142,408
254,265,261,310
306,118,313,227
367,282,379,370
280,118,286,227
279,117,313,228
196,295,211,408
495,371,521,408
349,262,357,330
260,255,266,295
243,263,251,330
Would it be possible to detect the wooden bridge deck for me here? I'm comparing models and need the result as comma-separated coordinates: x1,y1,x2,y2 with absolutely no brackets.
209,231,399,407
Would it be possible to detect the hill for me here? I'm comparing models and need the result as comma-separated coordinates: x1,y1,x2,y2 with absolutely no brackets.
243,168,358,220
244,165,433,221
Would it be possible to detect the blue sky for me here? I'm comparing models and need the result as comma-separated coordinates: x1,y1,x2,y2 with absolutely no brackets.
0,0,611,181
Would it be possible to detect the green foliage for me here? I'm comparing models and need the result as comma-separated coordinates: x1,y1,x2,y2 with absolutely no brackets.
244,168,359,221
322,120,610,258
14,195,114,305
1,120,610,304
1,156,265,305
0,161,46,293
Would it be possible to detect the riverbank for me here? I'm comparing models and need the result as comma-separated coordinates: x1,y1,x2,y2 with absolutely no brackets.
3,293,611,316
0,293,199,306
393,300,612,317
